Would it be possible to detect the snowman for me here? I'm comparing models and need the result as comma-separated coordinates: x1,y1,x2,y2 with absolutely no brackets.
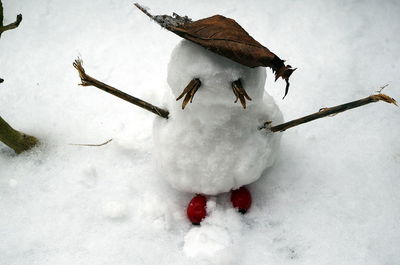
154,39,285,224
130,5,296,225
74,5,295,225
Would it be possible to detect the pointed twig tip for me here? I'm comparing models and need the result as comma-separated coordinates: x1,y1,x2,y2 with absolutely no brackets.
134,3,154,20
374,93,397,106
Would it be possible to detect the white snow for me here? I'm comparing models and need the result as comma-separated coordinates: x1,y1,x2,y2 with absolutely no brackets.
183,199,243,263
1,0,400,265
102,201,128,220
154,40,282,195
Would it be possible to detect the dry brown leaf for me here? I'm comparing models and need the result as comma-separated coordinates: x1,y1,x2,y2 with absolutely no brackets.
135,3,295,99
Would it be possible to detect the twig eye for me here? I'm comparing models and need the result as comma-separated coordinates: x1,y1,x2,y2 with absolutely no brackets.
231,79,251,109
176,78,202,110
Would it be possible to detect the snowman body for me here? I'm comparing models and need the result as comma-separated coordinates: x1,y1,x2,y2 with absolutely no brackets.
153,40,283,195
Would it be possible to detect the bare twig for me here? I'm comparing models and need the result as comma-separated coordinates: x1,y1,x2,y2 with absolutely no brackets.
73,59,169,119
69,138,113,147
0,0,22,38
0,115,39,153
269,93,397,132
0,2,35,154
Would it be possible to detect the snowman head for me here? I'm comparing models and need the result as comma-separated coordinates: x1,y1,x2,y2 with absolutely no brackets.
167,40,267,109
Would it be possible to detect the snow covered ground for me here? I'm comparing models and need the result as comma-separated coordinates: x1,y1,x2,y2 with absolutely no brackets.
1,0,399,264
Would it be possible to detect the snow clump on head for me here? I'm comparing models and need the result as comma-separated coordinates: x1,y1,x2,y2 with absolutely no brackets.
167,40,267,106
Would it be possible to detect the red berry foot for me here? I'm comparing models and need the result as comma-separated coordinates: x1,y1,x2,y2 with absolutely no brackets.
187,194,207,225
231,187,252,214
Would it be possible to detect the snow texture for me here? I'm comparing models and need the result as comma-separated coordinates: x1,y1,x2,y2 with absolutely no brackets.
154,40,283,195
1,0,400,265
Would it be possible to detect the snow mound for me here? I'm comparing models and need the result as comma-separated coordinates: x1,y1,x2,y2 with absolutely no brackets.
183,199,243,264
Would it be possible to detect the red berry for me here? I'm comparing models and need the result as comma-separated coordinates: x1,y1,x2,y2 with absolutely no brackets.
231,187,252,214
187,195,207,225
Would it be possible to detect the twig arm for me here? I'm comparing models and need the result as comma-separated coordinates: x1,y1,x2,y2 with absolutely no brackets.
73,59,169,119
269,93,397,132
